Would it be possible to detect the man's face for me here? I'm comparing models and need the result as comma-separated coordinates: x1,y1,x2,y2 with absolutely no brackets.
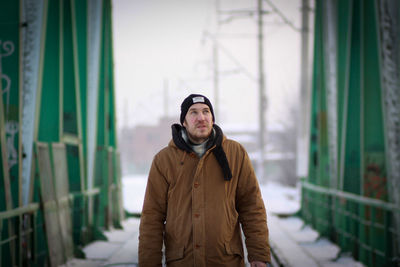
183,103,213,144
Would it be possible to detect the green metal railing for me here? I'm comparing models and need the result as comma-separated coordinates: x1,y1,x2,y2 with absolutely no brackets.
301,180,399,266
0,186,117,266
0,203,42,266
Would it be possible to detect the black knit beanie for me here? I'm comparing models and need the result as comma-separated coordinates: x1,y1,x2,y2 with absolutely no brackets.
180,94,215,124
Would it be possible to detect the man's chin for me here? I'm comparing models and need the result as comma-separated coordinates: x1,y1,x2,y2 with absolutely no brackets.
198,130,211,137
191,132,211,143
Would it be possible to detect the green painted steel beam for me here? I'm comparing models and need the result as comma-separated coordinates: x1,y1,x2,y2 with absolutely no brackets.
0,73,12,214
307,0,322,186
21,0,47,207
1,0,21,210
303,0,399,265
1,1,21,266
37,0,60,142
1,0,122,265
62,0,79,137
376,0,400,257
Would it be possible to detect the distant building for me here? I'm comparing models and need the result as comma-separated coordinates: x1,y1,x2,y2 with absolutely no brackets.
222,123,297,185
119,116,177,175
119,120,297,186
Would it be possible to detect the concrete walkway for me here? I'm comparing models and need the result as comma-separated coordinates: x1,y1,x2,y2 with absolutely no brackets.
268,215,364,267
62,218,140,267
62,214,364,267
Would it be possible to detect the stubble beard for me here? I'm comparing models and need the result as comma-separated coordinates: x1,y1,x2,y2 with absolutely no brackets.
188,126,212,144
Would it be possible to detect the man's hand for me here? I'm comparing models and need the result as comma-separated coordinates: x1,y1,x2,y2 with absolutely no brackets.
250,261,267,267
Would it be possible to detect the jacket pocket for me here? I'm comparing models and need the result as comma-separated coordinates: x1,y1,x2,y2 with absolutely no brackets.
165,246,185,263
224,242,243,258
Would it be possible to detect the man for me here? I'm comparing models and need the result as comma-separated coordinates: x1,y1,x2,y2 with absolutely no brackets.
139,94,271,267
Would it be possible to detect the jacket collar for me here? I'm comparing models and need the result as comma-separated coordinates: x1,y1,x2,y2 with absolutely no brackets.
171,124,232,181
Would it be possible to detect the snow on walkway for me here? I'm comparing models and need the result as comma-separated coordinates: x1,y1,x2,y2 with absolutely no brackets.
63,175,364,266
259,181,364,267
121,175,364,267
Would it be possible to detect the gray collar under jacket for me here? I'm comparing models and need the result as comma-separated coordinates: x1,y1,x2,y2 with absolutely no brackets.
171,124,233,181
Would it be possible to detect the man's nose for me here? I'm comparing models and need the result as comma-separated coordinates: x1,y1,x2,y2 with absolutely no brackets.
197,113,205,121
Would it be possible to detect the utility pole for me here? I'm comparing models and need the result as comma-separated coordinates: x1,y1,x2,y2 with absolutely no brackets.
213,42,219,123
123,99,129,128
297,0,311,178
214,0,220,123
163,78,169,117
214,0,270,181
257,0,267,181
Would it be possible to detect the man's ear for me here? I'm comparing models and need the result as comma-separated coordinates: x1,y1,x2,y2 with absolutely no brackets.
182,120,187,128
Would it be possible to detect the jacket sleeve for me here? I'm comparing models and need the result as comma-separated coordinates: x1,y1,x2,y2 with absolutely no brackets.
138,154,169,267
235,148,271,263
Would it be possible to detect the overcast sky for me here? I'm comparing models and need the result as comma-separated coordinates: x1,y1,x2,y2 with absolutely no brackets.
112,0,308,130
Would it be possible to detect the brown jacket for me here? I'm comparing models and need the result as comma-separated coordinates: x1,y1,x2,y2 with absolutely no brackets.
139,124,270,266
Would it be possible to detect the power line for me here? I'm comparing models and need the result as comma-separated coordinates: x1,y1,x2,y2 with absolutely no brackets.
218,42,257,82
216,0,300,32
202,31,257,82
263,0,301,32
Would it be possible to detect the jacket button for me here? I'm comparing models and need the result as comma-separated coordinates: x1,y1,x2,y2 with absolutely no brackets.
194,182,199,188
194,213,200,218
195,244,200,249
